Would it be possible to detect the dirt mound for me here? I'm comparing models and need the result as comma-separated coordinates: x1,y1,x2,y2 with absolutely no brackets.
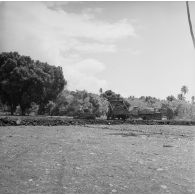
0,116,194,126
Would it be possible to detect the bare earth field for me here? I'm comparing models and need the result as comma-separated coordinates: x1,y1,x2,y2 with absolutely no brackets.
0,124,195,193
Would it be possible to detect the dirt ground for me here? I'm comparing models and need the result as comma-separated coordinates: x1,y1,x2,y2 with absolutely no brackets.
0,124,194,193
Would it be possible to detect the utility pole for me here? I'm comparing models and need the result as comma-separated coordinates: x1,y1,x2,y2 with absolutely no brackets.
186,1,195,49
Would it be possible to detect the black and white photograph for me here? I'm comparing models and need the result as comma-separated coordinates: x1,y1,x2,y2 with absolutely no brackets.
0,1,195,194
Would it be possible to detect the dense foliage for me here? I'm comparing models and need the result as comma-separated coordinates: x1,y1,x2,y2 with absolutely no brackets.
0,52,194,120
45,90,109,117
0,52,66,115
126,96,195,120
42,88,195,120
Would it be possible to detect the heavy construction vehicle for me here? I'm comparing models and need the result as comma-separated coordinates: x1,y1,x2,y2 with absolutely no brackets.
107,97,130,120
106,97,162,120
129,106,162,120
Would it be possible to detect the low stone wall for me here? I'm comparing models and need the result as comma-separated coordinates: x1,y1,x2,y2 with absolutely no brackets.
0,116,194,126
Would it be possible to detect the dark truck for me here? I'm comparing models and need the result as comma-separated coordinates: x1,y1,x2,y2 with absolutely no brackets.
107,97,130,120
107,97,162,120
129,106,162,120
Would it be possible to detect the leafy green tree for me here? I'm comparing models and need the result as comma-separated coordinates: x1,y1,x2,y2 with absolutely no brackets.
102,90,117,100
88,93,109,116
145,96,158,105
139,96,146,100
161,103,175,120
50,89,109,117
0,52,66,115
166,95,176,102
37,64,66,114
177,93,184,101
45,101,57,116
128,96,135,100
174,101,192,120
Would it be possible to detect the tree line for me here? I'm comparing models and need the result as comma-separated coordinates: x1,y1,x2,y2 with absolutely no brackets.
0,51,195,120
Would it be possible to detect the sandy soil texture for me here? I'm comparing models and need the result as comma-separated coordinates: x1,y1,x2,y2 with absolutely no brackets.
0,124,194,193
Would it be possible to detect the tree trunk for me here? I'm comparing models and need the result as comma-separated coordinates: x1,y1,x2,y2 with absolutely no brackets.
21,108,25,116
186,1,195,49
10,106,14,115
38,103,45,115
10,104,15,115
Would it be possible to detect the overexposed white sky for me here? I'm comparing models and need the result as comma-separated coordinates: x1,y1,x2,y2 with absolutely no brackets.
0,1,195,100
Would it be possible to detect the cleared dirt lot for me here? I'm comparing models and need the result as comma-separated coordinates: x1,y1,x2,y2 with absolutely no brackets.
0,124,195,193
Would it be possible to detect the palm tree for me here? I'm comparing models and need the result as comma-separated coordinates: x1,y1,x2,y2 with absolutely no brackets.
191,96,195,104
181,85,188,96
186,1,195,49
